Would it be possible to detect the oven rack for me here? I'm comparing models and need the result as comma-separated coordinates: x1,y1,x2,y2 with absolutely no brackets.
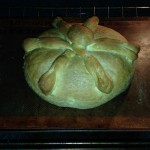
0,6,150,18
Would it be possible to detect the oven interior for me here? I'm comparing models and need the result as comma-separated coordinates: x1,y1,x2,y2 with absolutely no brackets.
0,2,150,129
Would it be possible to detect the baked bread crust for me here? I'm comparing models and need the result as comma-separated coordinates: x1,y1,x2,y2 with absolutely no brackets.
23,16,140,109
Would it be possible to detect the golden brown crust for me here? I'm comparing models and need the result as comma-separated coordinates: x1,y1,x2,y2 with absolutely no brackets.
23,16,140,109
38,49,75,95
83,54,113,93
68,24,94,47
87,38,139,61
83,16,99,32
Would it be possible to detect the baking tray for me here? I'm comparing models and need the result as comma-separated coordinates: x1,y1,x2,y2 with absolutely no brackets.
0,18,150,148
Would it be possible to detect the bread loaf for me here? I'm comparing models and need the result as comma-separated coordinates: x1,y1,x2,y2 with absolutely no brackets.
23,16,140,109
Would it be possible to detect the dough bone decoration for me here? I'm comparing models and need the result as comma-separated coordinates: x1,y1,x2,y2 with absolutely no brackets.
23,16,140,109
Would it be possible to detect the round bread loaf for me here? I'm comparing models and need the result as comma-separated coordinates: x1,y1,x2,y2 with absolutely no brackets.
23,16,140,109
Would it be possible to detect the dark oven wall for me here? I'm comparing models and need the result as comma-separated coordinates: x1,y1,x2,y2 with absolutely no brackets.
0,0,150,18
0,0,150,7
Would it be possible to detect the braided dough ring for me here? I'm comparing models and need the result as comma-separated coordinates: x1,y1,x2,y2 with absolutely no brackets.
23,16,140,109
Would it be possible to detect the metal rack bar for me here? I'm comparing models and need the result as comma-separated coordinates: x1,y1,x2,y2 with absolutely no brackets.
0,7,149,18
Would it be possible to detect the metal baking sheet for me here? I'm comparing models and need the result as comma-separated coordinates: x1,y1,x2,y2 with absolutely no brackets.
0,18,150,129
